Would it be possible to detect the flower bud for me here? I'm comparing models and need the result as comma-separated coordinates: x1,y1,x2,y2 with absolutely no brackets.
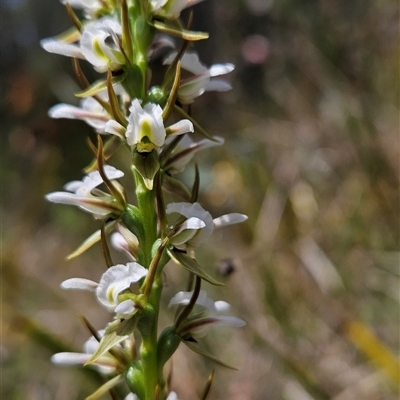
125,362,145,400
157,326,181,368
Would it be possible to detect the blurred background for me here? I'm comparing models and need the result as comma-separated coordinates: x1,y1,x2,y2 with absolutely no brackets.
1,0,399,399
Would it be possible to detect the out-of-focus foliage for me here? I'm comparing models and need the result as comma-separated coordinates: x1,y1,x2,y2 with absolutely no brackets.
1,0,398,399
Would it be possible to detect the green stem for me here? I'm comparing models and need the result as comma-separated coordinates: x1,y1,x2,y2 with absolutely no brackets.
133,167,162,399
138,278,163,400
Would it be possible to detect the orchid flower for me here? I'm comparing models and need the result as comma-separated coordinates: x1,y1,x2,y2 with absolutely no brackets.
52,329,127,374
80,17,124,72
48,96,110,133
170,290,245,337
166,202,247,247
110,225,139,261
106,99,193,152
45,165,125,219
164,52,234,104
151,0,205,19
41,17,124,72
60,262,147,319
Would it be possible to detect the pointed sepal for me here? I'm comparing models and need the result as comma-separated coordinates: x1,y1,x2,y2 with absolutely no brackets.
200,370,215,400
152,21,208,41
168,250,224,286
162,174,191,201
183,340,237,370
75,74,126,98
84,317,138,366
85,375,122,400
66,219,118,260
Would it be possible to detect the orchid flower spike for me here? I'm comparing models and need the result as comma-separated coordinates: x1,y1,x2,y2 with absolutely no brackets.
106,99,193,152
170,290,246,337
60,262,147,319
164,51,234,104
45,165,125,219
166,202,247,247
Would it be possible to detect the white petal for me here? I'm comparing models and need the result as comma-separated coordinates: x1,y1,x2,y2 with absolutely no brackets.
171,217,205,246
178,75,209,103
51,352,92,365
80,166,124,192
215,300,230,312
96,263,147,308
110,232,128,252
209,63,235,77
168,291,192,307
213,213,248,228
124,394,140,400
170,229,197,246
179,52,208,75
208,315,246,328
169,290,217,314
167,202,214,246
167,119,194,136
105,120,125,138
61,278,98,291
63,180,84,192
46,191,102,209
166,392,179,400
45,191,84,205
206,79,232,92
179,217,206,231
40,39,84,59
48,104,108,122
114,299,136,316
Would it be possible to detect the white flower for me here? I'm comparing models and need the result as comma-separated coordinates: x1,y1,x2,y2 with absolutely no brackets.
169,290,245,336
45,166,125,219
151,0,205,19
164,52,234,104
126,99,166,149
163,135,224,174
61,262,147,318
80,17,124,72
41,17,124,72
110,225,139,261
48,97,110,133
52,330,121,374
108,99,193,152
166,202,247,247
